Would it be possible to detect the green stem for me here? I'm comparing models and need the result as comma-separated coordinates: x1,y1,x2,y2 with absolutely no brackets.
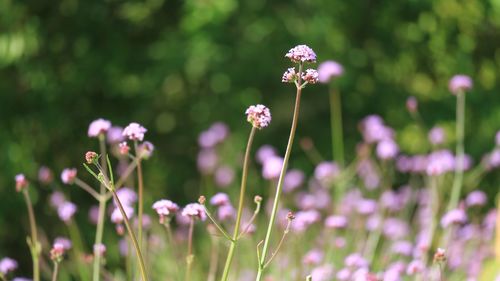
256,71,303,281
185,218,195,281
23,189,40,281
329,85,344,166
112,190,149,281
68,220,89,281
135,141,145,250
220,127,257,281
448,90,466,211
93,136,108,281
51,262,60,281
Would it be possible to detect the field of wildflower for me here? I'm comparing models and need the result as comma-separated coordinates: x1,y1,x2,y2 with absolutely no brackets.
2,1,500,281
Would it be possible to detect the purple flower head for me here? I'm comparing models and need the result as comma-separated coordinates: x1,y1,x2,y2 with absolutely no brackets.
325,215,348,229
115,187,137,206
245,104,272,129
262,156,283,180
390,241,413,256
57,201,77,223
496,131,500,147
49,192,66,209
283,169,305,193
302,249,324,265
181,203,206,221
356,199,378,215
359,115,394,143
383,218,410,240
197,149,218,175
122,122,147,141
465,191,487,207
487,149,500,169
88,205,99,224
15,174,28,192
376,138,399,160
285,45,317,63
314,161,340,186
449,74,473,94
214,166,235,188
256,145,277,164
302,69,319,84
291,210,321,232
210,193,230,206
282,67,297,83
441,208,467,227
406,96,418,113
54,237,72,250
61,168,77,184
0,257,18,275
106,126,124,144
152,199,179,223
137,141,154,159
310,265,334,281
12,278,32,281
336,268,351,280
209,122,229,142
111,205,134,224
217,204,235,221
426,149,455,176
406,260,425,275
88,118,112,137
428,126,445,145
38,166,53,185
119,239,129,257
198,130,219,148
344,253,368,268
366,214,382,231
380,190,405,212
318,60,344,83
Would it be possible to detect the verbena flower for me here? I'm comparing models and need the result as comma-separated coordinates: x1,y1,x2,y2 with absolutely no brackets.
50,243,65,262
61,168,77,184
122,122,147,141
281,67,297,83
152,199,179,223
449,74,473,94
283,169,305,193
15,174,28,192
197,149,218,175
181,203,206,221
376,139,399,160
115,187,137,206
465,191,487,207
302,69,319,84
318,60,343,83
441,208,467,227
262,156,284,180
314,161,340,186
285,45,317,63
119,142,130,155
106,126,124,144
209,193,230,206
406,260,425,275
111,205,134,224
57,201,77,223
0,257,18,275
325,215,348,229
88,118,111,137
256,145,277,164
214,166,235,188
406,96,418,113
93,243,106,257
428,126,445,145
38,166,53,185
137,141,154,159
245,104,272,129
54,237,72,250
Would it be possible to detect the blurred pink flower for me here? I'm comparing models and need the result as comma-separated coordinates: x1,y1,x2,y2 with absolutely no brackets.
449,74,472,94
88,118,111,137
122,122,147,141
318,60,343,83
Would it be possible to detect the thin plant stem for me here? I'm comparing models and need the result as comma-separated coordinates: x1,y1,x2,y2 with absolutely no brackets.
112,190,149,281
329,84,344,166
51,262,60,281
93,136,109,281
256,64,304,281
237,199,262,240
208,236,219,281
422,176,440,269
135,141,145,249
185,218,195,281
202,205,233,242
220,127,257,281
23,189,40,281
163,223,180,278
496,193,500,262
74,178,101,200
103,158,140,201
67,220,89,281
263,218,292,268
448,90,466,211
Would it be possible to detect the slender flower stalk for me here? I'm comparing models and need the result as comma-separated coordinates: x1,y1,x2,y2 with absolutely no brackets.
496,193,500,262
51,262,60,281
185,218,195,281
22,189,40,281
92,135,108,281
256,53,311,280
135,141,145,248
220,126,257,281
448,89,466,211
329,85,344,166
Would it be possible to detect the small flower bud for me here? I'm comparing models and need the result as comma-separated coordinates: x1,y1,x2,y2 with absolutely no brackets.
119,142,130,155
433,248,446,263
406,96,418,113
287,212,296,221
15,174,29,192
198,195,206,205
85,151,98,164
50,243,65,262
254,195,263,204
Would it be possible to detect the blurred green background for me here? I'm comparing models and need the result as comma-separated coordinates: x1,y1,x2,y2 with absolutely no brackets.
2,0,500,274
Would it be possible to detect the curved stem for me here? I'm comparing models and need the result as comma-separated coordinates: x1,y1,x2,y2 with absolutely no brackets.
448,90,466,211
93,136,108,281
220,127,257,281
256,76,303,281
135,141,145,250
329,85,344,166
51,262,60,281
112,190,149,281
23,189,40,281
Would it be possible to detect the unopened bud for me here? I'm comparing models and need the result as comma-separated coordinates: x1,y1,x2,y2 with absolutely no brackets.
198,195,206,205
287,212,295,221
85,151,98,164
254,195,263,204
